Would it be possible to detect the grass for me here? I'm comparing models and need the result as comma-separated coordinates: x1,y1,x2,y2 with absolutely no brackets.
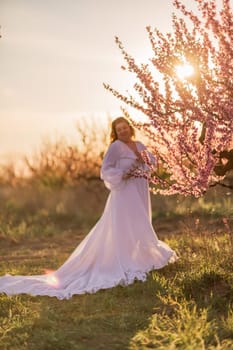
0,185,233,349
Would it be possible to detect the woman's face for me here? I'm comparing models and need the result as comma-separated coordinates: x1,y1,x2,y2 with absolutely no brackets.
115,121,132,143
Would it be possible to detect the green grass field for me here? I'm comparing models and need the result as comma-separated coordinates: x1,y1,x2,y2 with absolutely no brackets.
0,185,232,350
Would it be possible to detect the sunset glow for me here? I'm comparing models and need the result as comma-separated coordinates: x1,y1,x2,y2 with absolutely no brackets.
176,64,194,79
0,0,225,159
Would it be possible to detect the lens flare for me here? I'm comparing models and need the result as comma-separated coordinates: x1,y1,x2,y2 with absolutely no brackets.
44,269,59,287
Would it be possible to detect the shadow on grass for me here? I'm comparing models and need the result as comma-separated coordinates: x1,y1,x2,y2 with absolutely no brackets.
182,270,233,315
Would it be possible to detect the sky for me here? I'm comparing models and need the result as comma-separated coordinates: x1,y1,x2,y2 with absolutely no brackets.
0,0,228,161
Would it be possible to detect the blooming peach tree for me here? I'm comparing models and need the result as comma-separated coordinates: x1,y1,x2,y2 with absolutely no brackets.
104,0,233,197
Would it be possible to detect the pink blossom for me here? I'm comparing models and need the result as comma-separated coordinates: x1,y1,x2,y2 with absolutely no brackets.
104,0,233,197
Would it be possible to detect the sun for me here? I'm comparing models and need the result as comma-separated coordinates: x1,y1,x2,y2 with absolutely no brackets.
176,64,194,79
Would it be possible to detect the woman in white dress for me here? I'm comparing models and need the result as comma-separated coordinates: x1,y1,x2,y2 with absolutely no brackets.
0,117,177,299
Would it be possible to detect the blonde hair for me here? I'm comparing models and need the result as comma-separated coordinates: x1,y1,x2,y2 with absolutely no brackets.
110,117,135,143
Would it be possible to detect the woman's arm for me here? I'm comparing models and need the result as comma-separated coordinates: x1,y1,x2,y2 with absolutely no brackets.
100,142,125,190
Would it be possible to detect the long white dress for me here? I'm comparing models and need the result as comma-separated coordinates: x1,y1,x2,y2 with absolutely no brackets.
0,140,177,299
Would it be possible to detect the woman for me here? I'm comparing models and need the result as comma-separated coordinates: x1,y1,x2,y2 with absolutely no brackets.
0,117,177,299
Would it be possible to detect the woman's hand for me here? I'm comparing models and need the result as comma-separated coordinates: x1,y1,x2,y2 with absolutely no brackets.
122,172,132,180
135,151,145,164
123,158,143,180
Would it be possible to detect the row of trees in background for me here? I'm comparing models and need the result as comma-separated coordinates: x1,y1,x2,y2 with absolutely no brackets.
0,113,232,195
105,0,233,197
0,118,109,190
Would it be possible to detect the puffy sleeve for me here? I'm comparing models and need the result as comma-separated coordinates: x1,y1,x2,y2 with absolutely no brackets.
100,142,124,190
